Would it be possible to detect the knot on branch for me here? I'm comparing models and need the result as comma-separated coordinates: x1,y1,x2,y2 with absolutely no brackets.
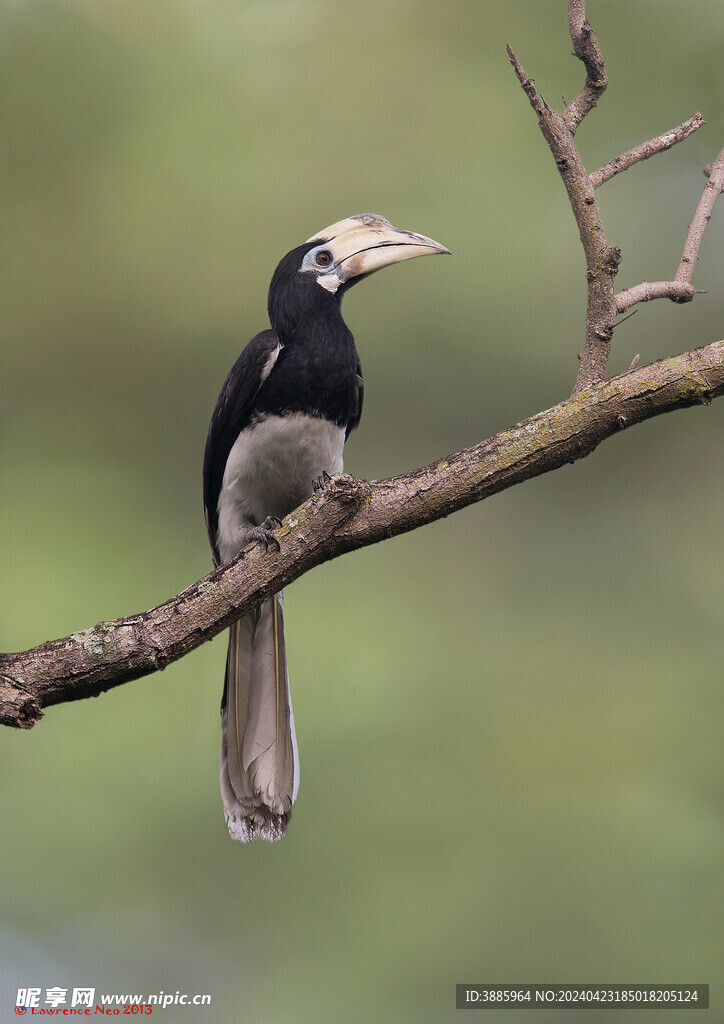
603,246,622,276
153,649,169,671
323,473,372,507
685,373,713,406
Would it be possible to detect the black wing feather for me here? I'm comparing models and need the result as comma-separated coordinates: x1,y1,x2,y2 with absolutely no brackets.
347,360,364,438
203,329,280,561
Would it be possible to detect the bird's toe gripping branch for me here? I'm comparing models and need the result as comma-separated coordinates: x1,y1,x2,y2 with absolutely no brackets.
312,470,332,493
247,517,283,552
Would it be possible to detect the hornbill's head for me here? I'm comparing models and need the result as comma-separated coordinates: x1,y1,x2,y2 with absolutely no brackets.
268,213,449,341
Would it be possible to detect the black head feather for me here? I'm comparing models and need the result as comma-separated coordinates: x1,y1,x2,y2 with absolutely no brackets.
267,241,341,343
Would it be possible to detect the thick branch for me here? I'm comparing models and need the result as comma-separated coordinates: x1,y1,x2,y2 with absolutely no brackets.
590,113,705,188
3,340,724,728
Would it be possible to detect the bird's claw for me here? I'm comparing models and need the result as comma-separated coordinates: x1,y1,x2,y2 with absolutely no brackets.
312,470,333,493
248,516,282,551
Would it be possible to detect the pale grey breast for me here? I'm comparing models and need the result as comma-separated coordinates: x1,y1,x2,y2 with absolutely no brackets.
216,412,345,562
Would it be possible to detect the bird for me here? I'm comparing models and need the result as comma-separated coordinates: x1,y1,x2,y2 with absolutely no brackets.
203,213,449,842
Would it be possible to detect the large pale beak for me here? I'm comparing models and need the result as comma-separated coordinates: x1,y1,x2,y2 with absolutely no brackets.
305,213,450,292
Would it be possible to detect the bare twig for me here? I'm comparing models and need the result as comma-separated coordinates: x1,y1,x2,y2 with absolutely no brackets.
676,146,724,283
616,281,696,313
563,0,607,133
615,148,724,313
507,41,619,392
2,339,724,728
591,113,705,189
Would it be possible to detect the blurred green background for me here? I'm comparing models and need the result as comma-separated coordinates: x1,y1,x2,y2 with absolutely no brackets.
1,1,723,1021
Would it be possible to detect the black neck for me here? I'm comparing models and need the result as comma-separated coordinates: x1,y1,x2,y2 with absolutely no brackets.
255,293,360,429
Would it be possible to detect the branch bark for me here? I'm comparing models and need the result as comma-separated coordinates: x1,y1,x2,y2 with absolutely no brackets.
3,340,724,728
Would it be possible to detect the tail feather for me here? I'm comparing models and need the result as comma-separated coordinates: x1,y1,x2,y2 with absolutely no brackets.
220,592,299,842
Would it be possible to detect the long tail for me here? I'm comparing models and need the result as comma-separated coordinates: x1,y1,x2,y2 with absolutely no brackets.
219,592,299,842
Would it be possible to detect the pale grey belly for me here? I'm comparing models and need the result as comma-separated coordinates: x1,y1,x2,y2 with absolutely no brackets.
216,413,345,562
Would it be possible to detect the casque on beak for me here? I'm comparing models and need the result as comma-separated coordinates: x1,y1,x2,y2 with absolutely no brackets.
303,213,450,293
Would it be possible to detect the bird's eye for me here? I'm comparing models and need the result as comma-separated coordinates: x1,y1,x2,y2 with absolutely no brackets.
315,250,333,267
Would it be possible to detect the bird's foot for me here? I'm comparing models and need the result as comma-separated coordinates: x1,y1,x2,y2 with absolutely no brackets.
312,470,333,493
247,516,282,551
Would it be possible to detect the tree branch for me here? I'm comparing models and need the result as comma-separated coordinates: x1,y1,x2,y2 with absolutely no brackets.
507,41,619,392
3,340,724,728
615,281,698,313
2,1,723,732
676,146,724,283
590,113,705,189
563,0,607,134
615,147,724,313
508,2,722,393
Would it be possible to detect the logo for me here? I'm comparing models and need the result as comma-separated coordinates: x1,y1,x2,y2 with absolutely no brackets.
14,1006,28,1015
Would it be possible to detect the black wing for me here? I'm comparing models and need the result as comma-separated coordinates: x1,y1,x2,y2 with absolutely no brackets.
203,329,280,562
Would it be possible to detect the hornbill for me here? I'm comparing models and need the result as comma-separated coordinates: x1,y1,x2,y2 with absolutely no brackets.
203,213,449,842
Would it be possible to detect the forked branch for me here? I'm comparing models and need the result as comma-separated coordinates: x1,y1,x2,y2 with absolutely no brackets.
616,146,724,313
507,42,619,392
508,1,722,391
